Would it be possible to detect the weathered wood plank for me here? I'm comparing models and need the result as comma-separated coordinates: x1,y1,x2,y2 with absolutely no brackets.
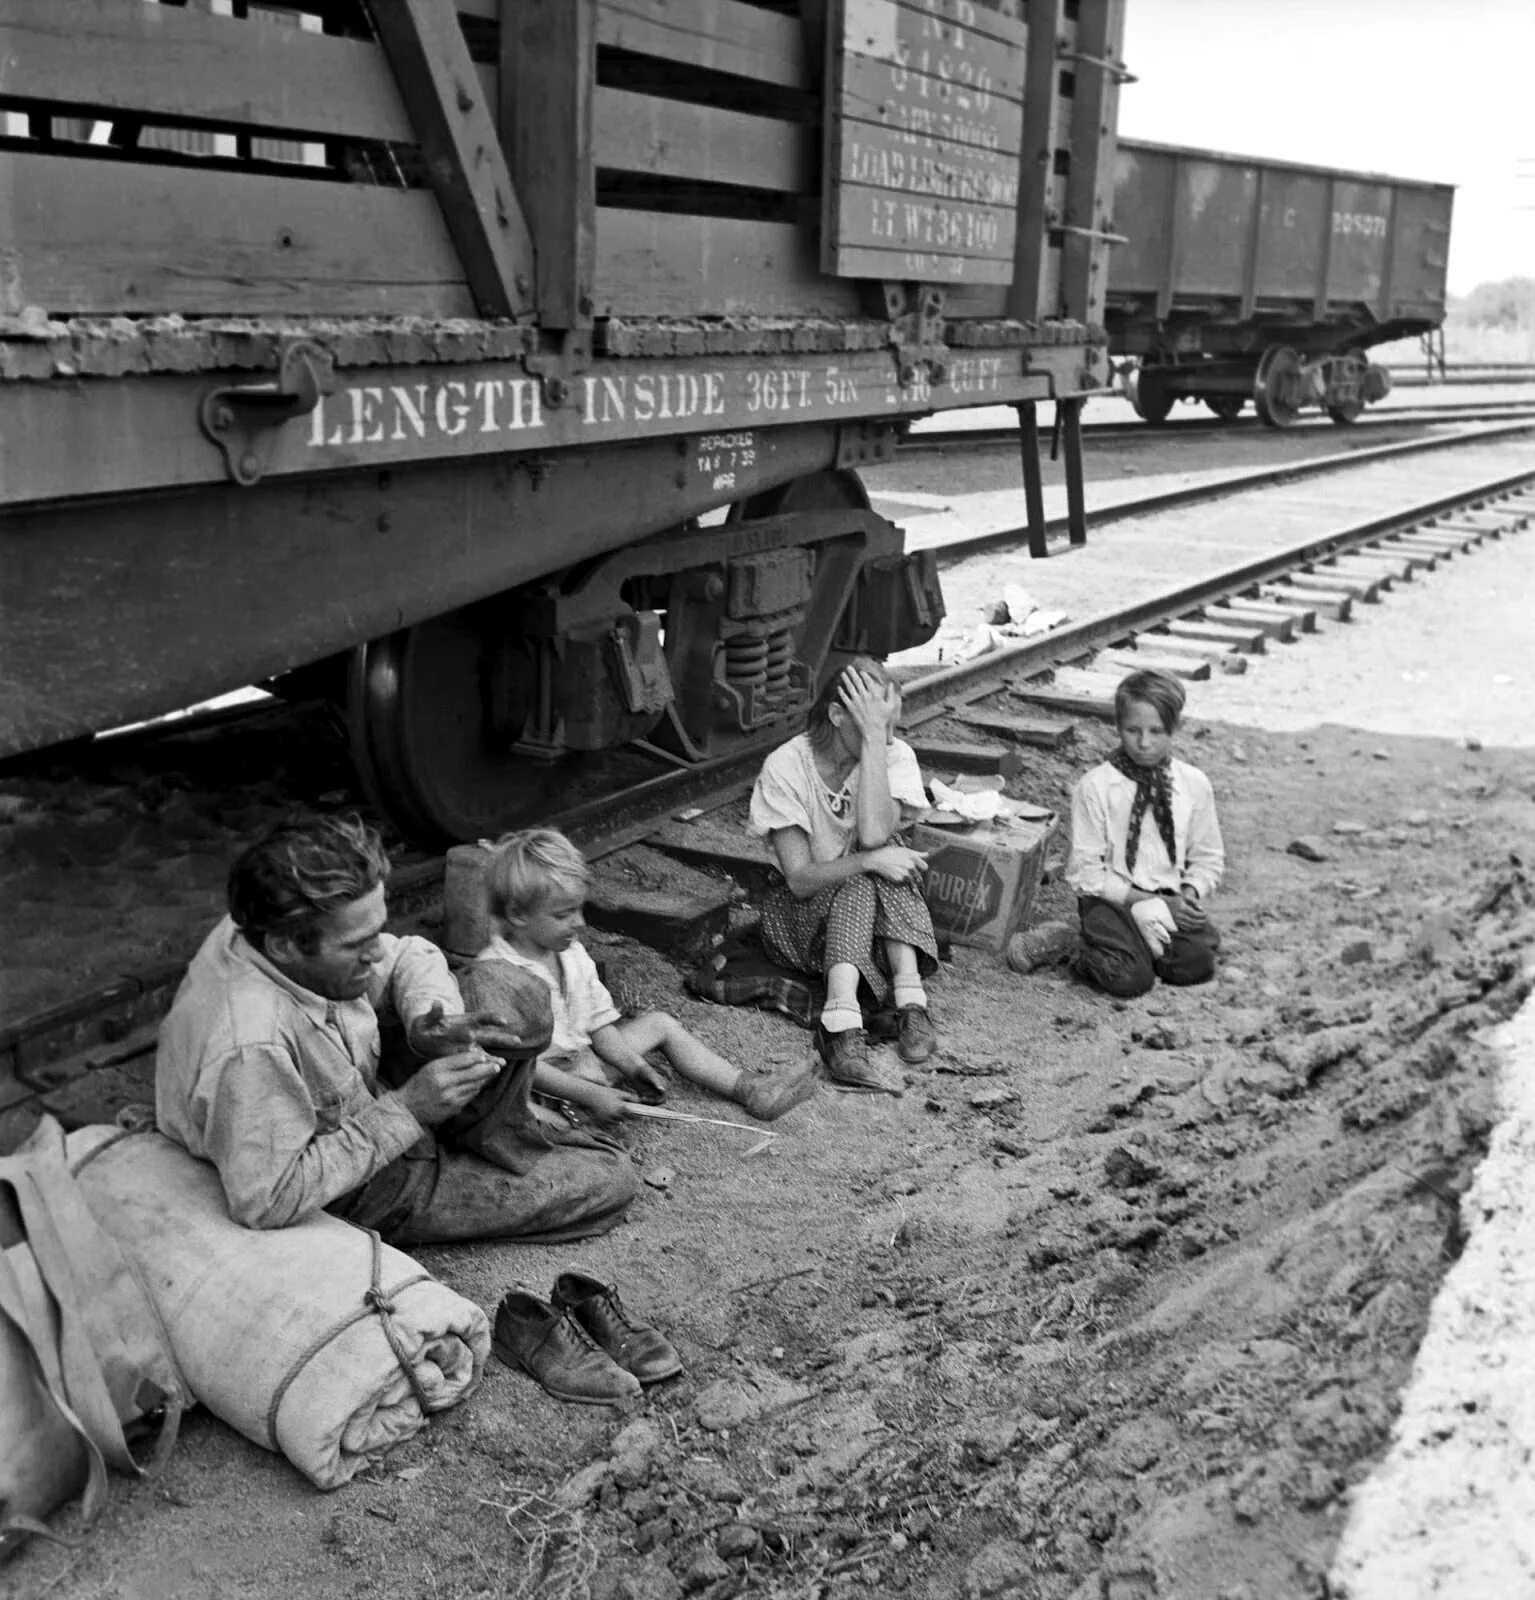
824,2,1026,284
955,707,1076,748
830,181,1017,264
1007,0,1063,320
1098,649,1211,682
836,52,1024,153
596,209,862,317
1160,619,1267,653
594,87,810,192
840,0,1027,96
372,0,532,319
500,0,595,328
0,151,474,317
596,0,809,87
0,0,414,141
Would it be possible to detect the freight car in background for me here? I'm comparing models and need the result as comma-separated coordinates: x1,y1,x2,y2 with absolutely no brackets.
1106,138,1453,426
0,0,1128,845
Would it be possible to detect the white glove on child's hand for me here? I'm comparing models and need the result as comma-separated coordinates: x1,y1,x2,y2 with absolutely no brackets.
1131,896,1178,956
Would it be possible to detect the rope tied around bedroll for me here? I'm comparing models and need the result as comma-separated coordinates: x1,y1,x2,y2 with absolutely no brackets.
265,1226,433,1448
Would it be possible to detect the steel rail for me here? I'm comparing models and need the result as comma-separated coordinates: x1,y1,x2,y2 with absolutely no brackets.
6,448,1533,1098
926,418,1535,566
903,400,1535,452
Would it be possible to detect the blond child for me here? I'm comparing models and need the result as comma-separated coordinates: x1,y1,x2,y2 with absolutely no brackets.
462,829,816,1125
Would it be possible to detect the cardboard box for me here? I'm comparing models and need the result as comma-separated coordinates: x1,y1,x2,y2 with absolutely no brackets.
913,812,1058,954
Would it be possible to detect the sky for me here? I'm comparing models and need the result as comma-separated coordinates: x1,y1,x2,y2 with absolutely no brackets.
1118,0,1535,294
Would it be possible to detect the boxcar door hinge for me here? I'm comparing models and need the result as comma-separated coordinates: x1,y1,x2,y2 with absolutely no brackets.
200,341,334,486
524,328,593,410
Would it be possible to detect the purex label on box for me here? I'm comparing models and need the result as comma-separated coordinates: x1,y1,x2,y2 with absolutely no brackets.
925,848,1005,930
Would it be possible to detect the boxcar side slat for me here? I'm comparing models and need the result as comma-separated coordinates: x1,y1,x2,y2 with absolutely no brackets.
593,87,810,194
497,0,594,328
0,153,475,317
595,0,808,89
596,210,861,318
0,0,415,144
373,0,533,320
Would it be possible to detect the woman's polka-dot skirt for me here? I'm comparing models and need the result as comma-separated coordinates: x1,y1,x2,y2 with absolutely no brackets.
759,873,938,1005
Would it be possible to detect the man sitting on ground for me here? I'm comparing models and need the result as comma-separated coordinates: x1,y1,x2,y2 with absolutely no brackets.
155,814,637,1245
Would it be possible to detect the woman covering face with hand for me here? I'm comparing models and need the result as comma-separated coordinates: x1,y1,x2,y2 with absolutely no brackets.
746,656,940,1090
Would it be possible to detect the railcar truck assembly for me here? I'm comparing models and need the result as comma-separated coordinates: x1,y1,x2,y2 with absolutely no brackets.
0,0,1127,842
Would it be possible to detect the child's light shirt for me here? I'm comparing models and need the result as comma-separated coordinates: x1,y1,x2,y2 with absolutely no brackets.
748,733,929,863
1066,757,1225,905
476,934,621,1069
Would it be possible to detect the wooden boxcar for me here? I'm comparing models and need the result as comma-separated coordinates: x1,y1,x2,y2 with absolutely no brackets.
0,0,1128,843
1106,138,1453,425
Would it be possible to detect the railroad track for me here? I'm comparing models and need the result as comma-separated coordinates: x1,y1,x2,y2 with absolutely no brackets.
4,428,1533,1107
902,397,1535,453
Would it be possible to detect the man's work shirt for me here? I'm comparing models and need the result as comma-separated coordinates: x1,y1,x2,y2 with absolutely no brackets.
155,916,462,1228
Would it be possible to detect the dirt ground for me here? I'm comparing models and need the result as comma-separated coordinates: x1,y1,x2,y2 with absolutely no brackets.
7,554,1535,1599
5,437,1535,1598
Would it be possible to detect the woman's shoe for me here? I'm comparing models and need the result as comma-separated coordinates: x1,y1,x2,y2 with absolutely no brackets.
895,1005,938,1064
814,1023,880,1090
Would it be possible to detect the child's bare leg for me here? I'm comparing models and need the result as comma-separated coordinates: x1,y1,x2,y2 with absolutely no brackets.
615,1012,816,1121
613,1012,738,1097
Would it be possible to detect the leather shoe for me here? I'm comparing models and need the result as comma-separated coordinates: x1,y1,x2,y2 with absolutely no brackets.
815,1022,876,1086
895,1004,938,1065
551,1271,682,1385
492,1289,642,1405
736,1057,819,1121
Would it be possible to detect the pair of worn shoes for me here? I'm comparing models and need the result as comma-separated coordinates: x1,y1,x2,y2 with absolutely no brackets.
815,1004,938,1091
493,1271,681,1406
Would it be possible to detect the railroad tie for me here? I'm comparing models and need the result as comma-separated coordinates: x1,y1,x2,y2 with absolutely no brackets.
1326,558,1400,590
1365,539,1438,573
1391,533,1464,559
1285,569,1381,604
1096,648,1213,683
1334,551,1417,582
1221,596,1317,634
957,707,1077,749
1429,520,1498,542
1262,583,1353,622
1159,618,1268,653
1208,601,1299,642
1012,671,1120,721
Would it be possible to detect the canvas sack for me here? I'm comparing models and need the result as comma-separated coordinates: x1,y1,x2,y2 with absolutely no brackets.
0,1116,184,1559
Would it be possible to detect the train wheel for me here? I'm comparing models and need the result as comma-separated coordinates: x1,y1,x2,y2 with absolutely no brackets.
1253,346,1304,428
727,466,871,518
1126,368,1175,425
1205,394,1245,422
1325,400,1364,425
347,609,568,847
